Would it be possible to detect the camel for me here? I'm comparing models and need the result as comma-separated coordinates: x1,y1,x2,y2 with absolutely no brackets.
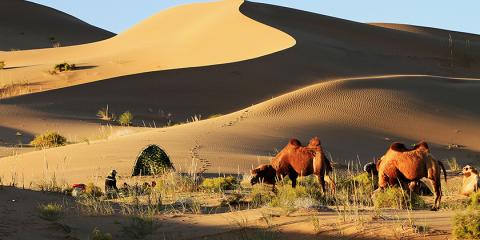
376,141,447,210
251,137,335,194
461,165,480,196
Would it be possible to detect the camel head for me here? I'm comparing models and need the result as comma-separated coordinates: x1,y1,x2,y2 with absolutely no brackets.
364,162,378,176
462,165,478,178
250,164,276,185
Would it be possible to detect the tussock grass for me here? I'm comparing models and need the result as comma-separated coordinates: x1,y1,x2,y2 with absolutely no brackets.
0,81,31,99
373,186,426,210
200,176,238,192
38,203,64,221
30,131,67,149
118,111,133,126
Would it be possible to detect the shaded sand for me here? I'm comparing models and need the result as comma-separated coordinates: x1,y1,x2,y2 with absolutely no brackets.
0,186,459,239
0,0,114,51
0,0,295,93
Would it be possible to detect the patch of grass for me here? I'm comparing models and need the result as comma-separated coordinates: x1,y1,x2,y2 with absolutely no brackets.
446,157,460,171
91,227,113,240
97,105,115,121
250,185,274,207
200,176,238,192
85,183,103,198
53,62,76,73
118,111,133,126
453,210,480,239
373,186,426,210
122,216,156,239
268,179,322,213
76,196,115,216
38,203,64,221
0,81,32,99
30,131,67,149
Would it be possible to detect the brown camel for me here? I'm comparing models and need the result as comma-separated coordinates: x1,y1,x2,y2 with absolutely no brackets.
251,137,335,194
376,141,447,210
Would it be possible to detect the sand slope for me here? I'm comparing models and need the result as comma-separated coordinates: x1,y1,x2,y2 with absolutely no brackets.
0,1,479,185
0,0,114,51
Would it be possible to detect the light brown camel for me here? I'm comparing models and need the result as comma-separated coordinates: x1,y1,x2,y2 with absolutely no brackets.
251,137,335,194
376,141,447,210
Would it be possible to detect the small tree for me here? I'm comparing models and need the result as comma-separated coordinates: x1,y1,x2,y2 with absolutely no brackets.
118,111,133,126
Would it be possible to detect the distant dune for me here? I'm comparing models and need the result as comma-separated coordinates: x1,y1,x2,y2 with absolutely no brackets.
0,0,479,185
0,0,114,51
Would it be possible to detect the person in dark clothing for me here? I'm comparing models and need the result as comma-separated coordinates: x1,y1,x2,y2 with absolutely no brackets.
105,170,118,198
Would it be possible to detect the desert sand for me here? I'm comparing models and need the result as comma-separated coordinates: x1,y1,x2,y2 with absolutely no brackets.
0,0,479,239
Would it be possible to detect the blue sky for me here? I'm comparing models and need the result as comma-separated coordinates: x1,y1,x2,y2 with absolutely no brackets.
29,0,480,35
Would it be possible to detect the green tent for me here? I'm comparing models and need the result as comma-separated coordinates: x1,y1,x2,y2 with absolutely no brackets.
132,145,174,176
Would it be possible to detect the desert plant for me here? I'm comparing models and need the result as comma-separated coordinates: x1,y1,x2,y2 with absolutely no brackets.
97,105,114,121
373,186,426,209
118,111,133,126
0,61,5,70
38,203,64,221
453,210,480,239
85,183,103,198
30,131,67,149
200,176,238,192
250,185,274,207
447,157,460,171
53,62,76,72
122,216,156,239
91,228,113,240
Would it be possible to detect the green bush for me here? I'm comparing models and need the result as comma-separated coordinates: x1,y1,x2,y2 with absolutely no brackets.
38,203,64,221
54,62,76,72
118,111,133,126
91,228,112,240
251,186,274,207
0,61,5,70
200,176,238,192
133,145,174,176
30,131,67,149
453,210,480,239
373,186,426,209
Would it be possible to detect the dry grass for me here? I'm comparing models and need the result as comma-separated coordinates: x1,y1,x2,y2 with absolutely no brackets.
0,81,32,99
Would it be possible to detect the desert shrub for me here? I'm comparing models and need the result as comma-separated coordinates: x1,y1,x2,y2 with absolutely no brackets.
91,228,113,240
76,196,115,216
85,183,103,198
153,171,197,194
133,145,174,176
0,61,5,70
53,62,76,72
200,176,238,192
30,131,67,148
118,111,133,126
38,203,64,221
453,210,480,239
97,105,114,121
373,186,426,209
446,157,460,171
122,216,156,239
269,180,322,212
250,185,274,207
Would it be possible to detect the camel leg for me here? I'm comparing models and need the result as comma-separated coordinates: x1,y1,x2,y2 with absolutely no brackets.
289,172,298,188
317,174,326,193
428,178,441,211
324,175,336,195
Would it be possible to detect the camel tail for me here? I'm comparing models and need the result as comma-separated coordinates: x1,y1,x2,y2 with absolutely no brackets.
325,156,333,174
438,160,447,183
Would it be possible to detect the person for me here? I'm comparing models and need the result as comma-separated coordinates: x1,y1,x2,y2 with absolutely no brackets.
105,170,118,198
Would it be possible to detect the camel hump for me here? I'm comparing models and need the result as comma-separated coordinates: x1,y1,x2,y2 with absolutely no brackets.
289,138,302,147
390,141,429,152
416,141,429,150
309,137,321,146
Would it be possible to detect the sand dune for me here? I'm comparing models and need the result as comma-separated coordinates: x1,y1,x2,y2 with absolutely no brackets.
0,0,114,51
0,1,479,186
1,74,479,185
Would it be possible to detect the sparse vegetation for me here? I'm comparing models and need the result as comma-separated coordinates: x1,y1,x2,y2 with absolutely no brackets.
447,157,460,171
53,62,76,73
85,183,103,198
0,81,31,99
200,176,238,192
118,111,134,126
38,203,64,221
97,105,115,121
453,193,480,239
122,216,156,239
91,228,113,240
0,61,5,70
30,131,67,149
373,186,426,209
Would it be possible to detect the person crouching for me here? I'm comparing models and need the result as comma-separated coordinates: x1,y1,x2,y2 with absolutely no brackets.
105,169,119,198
